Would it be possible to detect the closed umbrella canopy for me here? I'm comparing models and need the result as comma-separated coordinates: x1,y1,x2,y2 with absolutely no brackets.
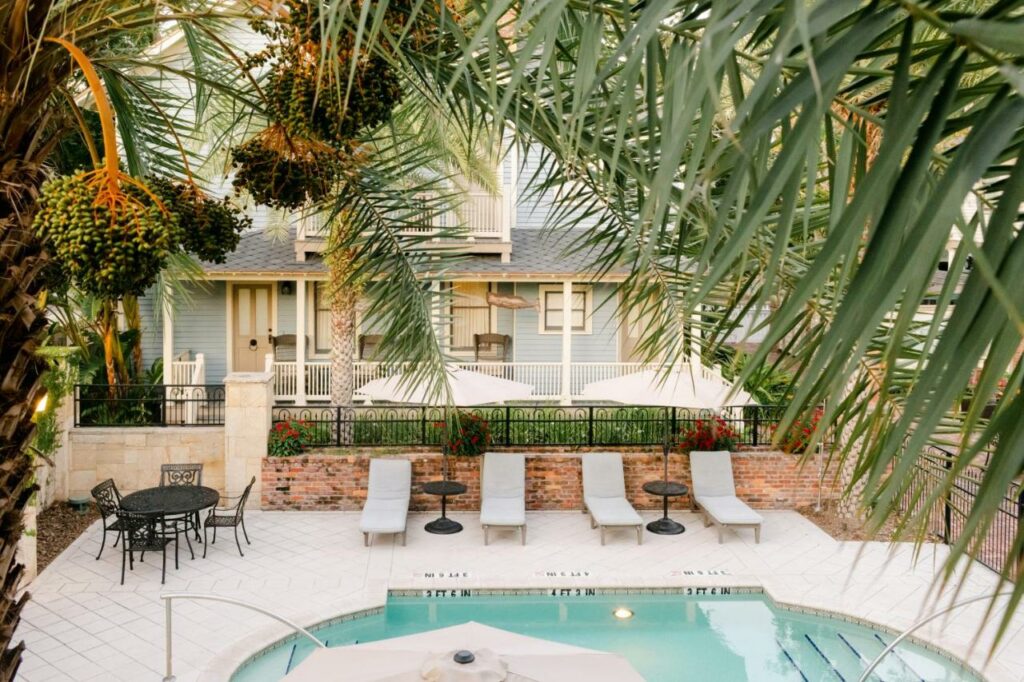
581,368,753,408
283,622,644,682
357,368,534,406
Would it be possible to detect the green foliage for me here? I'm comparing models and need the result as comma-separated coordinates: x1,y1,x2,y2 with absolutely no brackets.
147,176,251,263
677,417,739,453
772,408,823,455
434,412,490,456
33,173,181,298
267,419,325,456
53,109,103,174
31,348,80,459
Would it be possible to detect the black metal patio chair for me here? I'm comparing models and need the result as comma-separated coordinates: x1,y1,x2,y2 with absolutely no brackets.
204,477,255,558
160,463,203,543
90,479,124,560
117,510,178,585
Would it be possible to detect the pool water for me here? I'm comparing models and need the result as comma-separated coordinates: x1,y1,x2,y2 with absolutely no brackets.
232,591,980,681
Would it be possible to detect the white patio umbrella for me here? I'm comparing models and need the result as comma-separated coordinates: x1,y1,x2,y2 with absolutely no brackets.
283,621,644,682
580,367,754,408
356,367,534,406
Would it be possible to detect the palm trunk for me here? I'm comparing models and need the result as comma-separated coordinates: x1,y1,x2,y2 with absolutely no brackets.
327,221,359,445
97,300,128,393
121,295,144,379
0,205,49,681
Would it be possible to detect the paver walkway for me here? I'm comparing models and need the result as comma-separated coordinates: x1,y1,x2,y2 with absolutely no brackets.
14,510,1024,681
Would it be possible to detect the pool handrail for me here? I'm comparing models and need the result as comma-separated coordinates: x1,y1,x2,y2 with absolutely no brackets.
160,592,326,682
857,590,1012,682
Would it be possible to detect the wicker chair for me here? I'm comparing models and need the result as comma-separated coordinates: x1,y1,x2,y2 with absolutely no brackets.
204,477,256,558
117,510,178,585
160,463,203,547
90,479,124,560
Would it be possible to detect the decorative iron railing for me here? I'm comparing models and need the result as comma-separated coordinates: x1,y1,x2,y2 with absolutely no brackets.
270,404,786,449
73,384,225,427
900,443,1022,575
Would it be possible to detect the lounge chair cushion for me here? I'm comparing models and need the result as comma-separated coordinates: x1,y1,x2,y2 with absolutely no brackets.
695,495,763,525
585,496,642,526
481,497,526,527
360,459,411,535
480,453,526,528
582,452,628,498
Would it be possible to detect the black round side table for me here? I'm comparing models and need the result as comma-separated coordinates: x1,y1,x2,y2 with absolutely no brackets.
422,480,467,534
642,480,689,535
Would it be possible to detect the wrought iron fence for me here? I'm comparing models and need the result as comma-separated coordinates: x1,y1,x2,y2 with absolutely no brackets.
902,444,1022,575
74,384,225,427
270,404,786,449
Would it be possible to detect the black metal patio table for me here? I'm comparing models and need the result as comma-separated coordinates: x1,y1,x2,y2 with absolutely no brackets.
422,480,467,534
121,485,220,558
642,480,689,535
120,485,220,516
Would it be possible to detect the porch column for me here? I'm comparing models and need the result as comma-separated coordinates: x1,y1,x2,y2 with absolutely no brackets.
560,280,573,404
295,279,307,405
691,303,702,366
162,303,174,384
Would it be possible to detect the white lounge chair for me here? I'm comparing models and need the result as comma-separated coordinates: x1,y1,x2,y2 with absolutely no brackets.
582,452,643,545
689,451,763,543
480,453,527,545
359,459,411,546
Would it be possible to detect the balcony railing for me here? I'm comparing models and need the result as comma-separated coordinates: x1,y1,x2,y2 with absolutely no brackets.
268,361,727,403
296,190,506,241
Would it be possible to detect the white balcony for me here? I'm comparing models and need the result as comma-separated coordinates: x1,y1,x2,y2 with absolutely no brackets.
294,188,511,261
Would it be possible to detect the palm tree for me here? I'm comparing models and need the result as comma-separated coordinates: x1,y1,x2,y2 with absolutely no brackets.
0,1,253,674
319,0,1024,638
228,1,499,426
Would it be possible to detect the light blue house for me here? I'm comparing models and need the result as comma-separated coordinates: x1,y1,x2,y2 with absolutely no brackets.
141,151,750,404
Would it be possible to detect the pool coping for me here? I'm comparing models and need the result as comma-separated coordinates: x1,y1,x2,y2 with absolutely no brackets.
208,584,987,682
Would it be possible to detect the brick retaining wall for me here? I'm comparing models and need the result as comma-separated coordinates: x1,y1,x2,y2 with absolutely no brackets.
262,448,834,511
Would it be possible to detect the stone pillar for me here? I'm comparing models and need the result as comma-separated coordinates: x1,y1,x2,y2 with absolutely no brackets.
224,372,273,506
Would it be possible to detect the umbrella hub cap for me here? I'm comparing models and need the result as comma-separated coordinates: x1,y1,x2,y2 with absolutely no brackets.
453,649,475,664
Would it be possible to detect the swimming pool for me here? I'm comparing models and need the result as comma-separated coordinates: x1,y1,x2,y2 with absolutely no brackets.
231,589,981,681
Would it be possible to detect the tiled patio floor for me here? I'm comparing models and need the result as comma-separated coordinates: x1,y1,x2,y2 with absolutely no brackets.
14,510,1024,681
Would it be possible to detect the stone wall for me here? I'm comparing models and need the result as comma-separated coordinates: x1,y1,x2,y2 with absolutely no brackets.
67,427,225,498
262,449,834,512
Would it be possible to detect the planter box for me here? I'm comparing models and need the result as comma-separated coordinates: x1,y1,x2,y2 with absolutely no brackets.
261,448,833,512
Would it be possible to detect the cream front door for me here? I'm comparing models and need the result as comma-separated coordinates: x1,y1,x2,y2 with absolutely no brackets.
233,284,273,372
620,299,653,362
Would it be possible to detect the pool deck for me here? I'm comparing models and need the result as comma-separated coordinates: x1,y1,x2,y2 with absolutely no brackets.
14,510,1024,682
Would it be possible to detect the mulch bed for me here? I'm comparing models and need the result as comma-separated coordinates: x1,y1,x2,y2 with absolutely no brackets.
796,499,920,542
36,502,100,573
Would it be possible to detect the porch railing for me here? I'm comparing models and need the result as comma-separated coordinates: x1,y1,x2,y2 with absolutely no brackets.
74,384,225,427
271,404,783,449
270,361,730,403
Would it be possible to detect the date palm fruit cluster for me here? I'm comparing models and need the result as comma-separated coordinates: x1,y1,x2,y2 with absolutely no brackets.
33,172,180,299
147,176,252,263
231,0,409,209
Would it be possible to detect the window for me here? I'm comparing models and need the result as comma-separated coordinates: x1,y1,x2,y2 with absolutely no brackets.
313,282,331,354
539,285,591,334
450,282,491,351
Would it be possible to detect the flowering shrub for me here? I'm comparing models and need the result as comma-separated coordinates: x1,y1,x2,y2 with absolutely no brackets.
677,417,738,452
268,419,317,456
434,412,490,456
772,409,822,454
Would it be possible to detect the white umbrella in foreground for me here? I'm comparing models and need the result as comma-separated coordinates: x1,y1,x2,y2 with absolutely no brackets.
283,621,644,682
580,367,753,408
357,367,534,406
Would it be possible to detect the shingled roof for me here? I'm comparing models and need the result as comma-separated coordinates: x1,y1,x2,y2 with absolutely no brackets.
202,228,629,278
